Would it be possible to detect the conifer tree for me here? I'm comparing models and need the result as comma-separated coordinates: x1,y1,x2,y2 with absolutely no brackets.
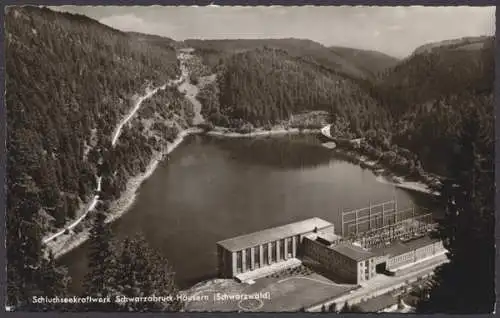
340,301,351,313
35,251,72,311
82,209,117,311
7,174,70,311
7,174,44,308
329,303,338,312
416,107,494,313
113,234,184,312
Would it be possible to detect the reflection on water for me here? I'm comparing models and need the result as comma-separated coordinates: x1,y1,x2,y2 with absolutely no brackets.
60,134,437,292
210,134,335,170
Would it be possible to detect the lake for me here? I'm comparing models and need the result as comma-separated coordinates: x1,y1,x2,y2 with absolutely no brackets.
60,133,439,292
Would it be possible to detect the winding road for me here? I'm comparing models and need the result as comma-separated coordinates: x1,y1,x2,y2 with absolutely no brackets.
111,84,167,146
43,54,188,246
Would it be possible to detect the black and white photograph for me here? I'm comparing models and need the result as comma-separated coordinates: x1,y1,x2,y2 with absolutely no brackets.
4,4,495,313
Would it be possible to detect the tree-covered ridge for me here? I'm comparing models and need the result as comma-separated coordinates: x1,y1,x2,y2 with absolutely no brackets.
127,31,178,50
328,45,400,79
374,36,494,117
201,47,390,132
382,36,495,176
188,36,495,180
416,105,494,313
6,6,180,229
411,35,493,56
185,38,398,80
193,35,494,182
393,91,493,176
6,6,186,309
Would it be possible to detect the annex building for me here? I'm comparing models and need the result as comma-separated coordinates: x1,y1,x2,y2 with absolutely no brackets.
303,228,444,284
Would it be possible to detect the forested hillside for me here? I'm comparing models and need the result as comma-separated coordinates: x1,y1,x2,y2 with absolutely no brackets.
342,37,494,312
416,103,495,313
193,36,494,178
127,31,178,46
328,46,399,78
373,36,494,117
384,36,494,176
6,6,180,230
5,5,494,312
6,6,189,309
185,38,398,80
197,47,391,133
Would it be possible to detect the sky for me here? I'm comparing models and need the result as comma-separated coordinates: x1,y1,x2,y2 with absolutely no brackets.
51,5,495,58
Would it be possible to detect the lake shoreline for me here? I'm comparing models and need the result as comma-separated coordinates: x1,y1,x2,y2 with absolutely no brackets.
178,139,439,296
52,124,438,261
51,127,202,259
327,147,439,196
205,126,320,138
50,126,322,259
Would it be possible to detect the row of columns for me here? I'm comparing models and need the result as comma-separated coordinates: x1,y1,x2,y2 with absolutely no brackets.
232,236,299,274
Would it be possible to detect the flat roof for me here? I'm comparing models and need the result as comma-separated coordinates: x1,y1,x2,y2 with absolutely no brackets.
317,231,341,243
330,242,375,262
305,230,341,244
217,217,333,252
371,235,441,258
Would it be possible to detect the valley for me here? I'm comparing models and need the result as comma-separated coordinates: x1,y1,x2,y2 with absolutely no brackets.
5,5,494,314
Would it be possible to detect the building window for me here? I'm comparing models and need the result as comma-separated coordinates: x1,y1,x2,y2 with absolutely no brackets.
271,242,277,263
279,239,285,261
287,237,293,258
246,248,252,270
254,247,260,268
236,251,243,273
263,244,269,265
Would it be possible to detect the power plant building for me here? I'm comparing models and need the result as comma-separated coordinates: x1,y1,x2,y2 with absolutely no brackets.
216,217,334,280
303,228,445,283
303,236,377,284
371,235,445,275
216,208,446,284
